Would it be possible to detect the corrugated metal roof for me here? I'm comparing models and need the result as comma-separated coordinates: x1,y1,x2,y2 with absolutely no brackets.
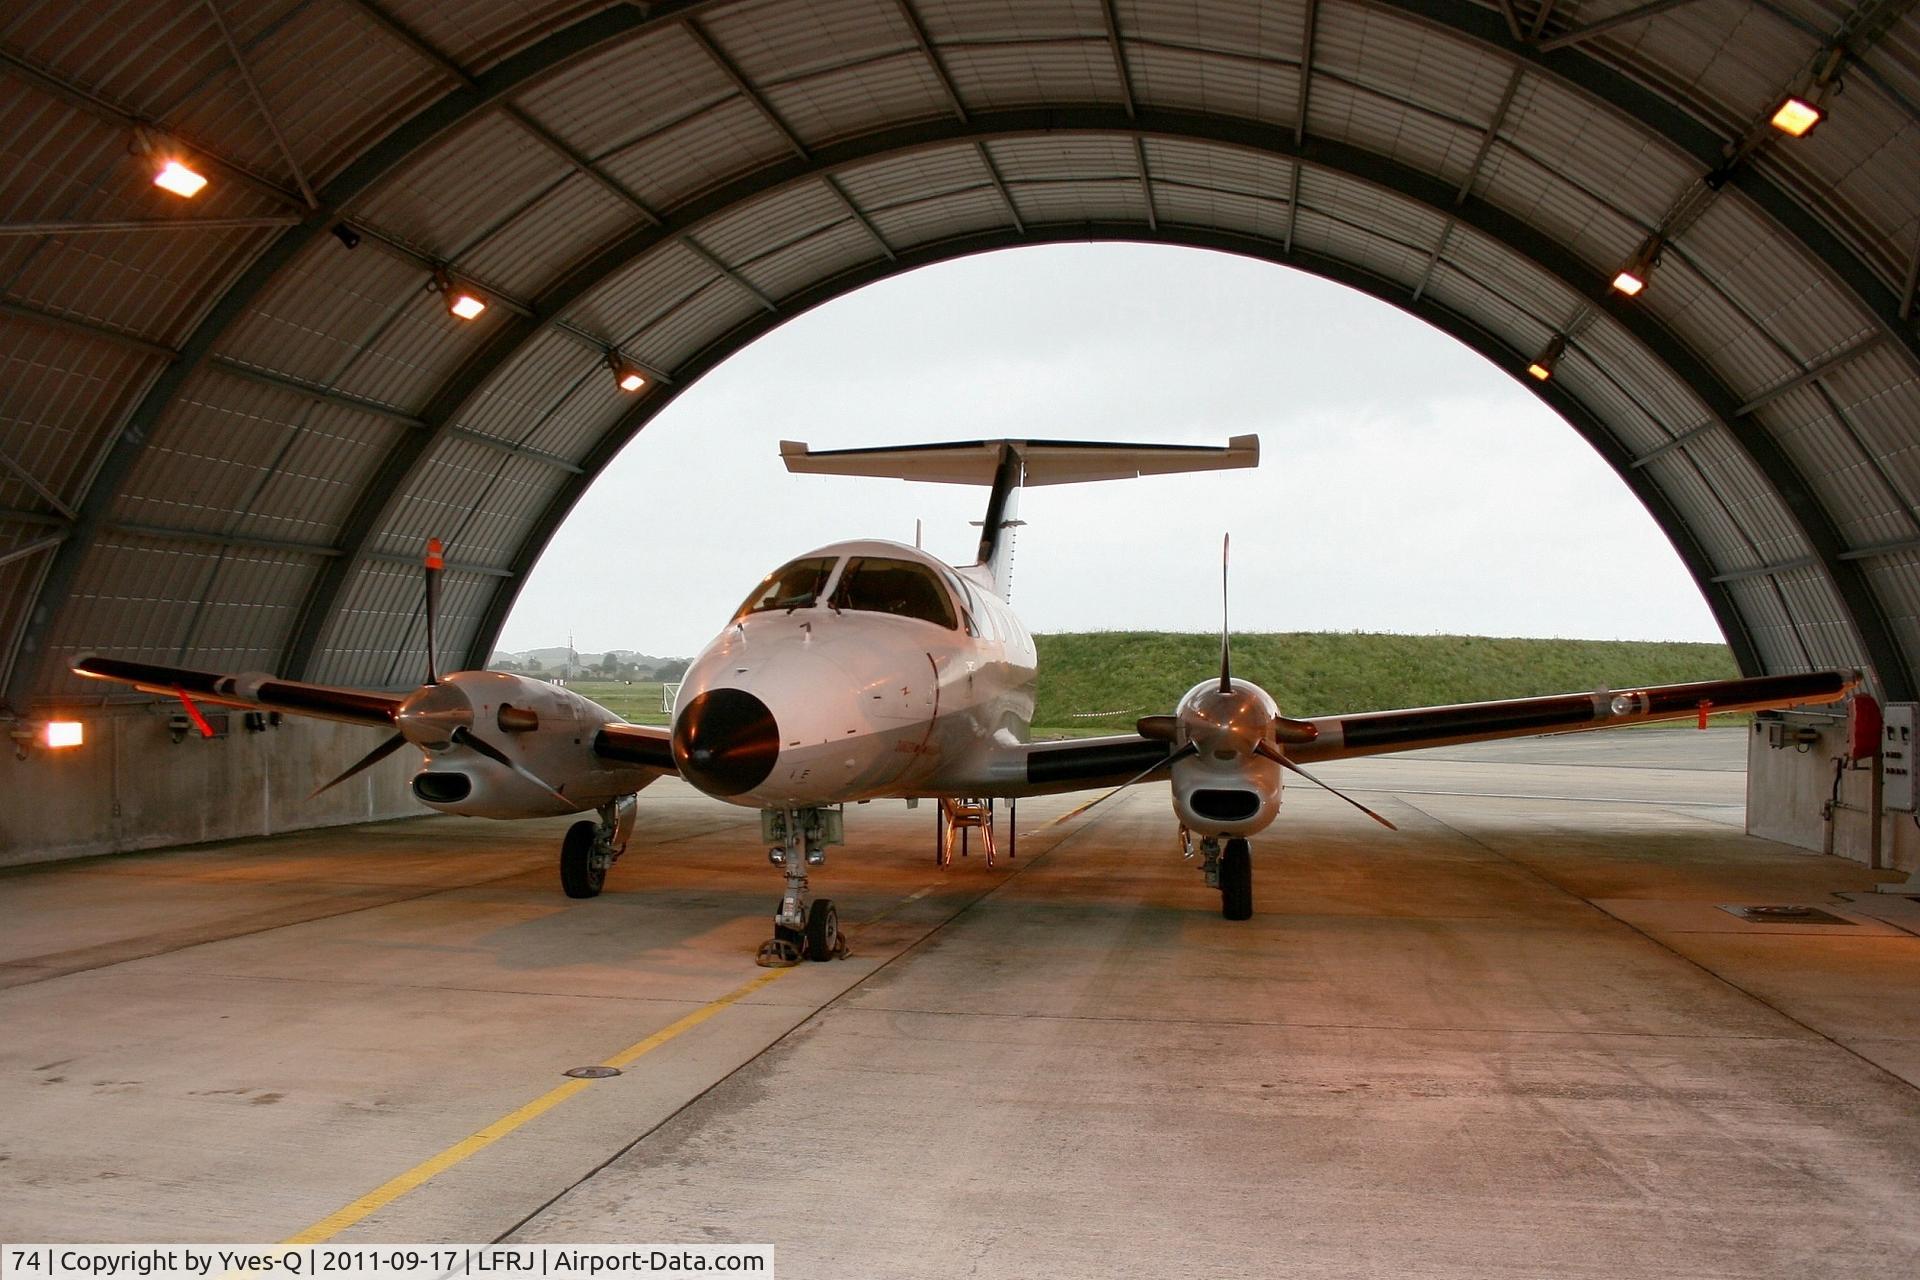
3,0,1917,709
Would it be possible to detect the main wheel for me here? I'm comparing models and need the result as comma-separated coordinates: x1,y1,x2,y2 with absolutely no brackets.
805,898,841,961
560,819,605,898
1219,838,1252,921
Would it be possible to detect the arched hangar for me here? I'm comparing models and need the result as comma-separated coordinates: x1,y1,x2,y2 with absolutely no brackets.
1,0,1916,859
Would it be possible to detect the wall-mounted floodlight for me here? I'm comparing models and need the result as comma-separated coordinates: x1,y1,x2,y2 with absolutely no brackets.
1526,334,1567,382
8,718,83,759
1611,235,1662,297
434,268,486,320
608,351,648,392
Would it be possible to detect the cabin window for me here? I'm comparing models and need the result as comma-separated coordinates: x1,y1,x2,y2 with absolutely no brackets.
734,556,838,620
832,557,959,629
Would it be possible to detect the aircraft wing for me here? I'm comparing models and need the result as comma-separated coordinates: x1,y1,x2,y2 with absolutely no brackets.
75,655,682,774
72,655,402,728
998,669,1854,795
592,722,678,772
1287,669,1855,764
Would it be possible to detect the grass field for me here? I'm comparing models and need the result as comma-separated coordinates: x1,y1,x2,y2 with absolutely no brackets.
559,633,1740,735
559,679,675,725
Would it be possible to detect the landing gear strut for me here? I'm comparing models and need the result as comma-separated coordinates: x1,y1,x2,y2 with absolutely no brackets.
757,807,848,967
1188,831,1253,920
560,797,636,899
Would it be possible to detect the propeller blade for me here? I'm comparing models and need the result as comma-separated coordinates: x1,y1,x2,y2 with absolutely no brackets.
1028,742,1198,835
451,723,512,768
449,725,572,807
310,732,406,799
423,537,444,686
1219,532,1232,694
1266,748,1398,830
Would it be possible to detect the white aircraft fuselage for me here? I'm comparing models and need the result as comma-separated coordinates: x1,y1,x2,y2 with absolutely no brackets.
671,539,1039,809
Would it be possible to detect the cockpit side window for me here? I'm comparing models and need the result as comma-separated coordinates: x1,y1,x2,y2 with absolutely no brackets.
734,556,838,620
832,557,959,629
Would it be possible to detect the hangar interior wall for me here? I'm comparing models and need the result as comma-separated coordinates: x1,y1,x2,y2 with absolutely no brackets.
1747,712,1920,876
0,712,417,867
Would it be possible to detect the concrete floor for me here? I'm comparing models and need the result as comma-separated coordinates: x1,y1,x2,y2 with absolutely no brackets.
3,727,1918,1277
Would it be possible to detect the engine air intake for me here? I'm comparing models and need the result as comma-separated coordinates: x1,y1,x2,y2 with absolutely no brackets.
1189,789,1262,822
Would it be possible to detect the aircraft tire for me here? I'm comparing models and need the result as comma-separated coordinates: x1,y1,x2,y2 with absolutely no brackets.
805,898,841,961
560,820,605,898
1220,839,1252,920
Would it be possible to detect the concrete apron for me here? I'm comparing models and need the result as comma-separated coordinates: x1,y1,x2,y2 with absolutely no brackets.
0,729,1916,1278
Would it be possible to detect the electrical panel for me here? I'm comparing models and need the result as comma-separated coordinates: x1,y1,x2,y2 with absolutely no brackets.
1885,703,1916,813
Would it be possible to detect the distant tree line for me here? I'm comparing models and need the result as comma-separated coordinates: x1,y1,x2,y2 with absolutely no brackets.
491,654,689,682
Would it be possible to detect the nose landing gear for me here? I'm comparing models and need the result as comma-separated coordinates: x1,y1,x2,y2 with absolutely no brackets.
560,796,636,898
1188,831,1253,920
756,807,849,967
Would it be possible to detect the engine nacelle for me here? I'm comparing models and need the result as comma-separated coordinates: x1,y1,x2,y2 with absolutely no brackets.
400,670,647,818
411,753,582,818
1169,748,1282,838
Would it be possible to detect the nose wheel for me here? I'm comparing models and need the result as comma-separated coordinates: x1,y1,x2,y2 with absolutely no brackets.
1219,837,1253,920
1193,834,1253,919
756,807,849,966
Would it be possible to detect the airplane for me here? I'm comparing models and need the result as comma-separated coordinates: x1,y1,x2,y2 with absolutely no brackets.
73,436,1859,967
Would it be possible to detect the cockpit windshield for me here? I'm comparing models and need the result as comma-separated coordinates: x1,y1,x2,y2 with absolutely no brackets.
831,556,958,629
734,555,837,620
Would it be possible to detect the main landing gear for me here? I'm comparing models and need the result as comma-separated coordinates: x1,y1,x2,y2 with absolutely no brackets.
756,807,849,967
1185,829,1253,920
560,797,637,899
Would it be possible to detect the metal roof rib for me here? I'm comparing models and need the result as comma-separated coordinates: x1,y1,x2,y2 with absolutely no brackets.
2,0,1917,707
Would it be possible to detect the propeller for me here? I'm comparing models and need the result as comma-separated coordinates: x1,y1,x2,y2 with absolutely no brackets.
1027,742,1198,835
309,732,406,799
1255,742,1397,830
313,536,554,800
423,536,444,685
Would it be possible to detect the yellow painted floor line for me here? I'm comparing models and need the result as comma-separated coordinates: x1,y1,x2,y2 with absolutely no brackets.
283,966,795,1245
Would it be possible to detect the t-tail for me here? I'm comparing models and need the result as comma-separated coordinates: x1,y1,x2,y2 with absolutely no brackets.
779,435,1260,597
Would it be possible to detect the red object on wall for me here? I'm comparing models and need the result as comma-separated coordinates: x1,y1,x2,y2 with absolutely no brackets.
1847,693,1883,760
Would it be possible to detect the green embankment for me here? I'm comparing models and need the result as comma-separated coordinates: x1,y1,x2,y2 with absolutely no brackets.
560,680,674,725
1032,632,1738,733
563,635,1740,734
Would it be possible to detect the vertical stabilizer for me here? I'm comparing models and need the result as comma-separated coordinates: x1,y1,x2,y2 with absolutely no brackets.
975,444,1023,598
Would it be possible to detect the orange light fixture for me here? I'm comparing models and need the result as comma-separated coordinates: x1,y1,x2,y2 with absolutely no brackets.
1612,235,1661,297
1769,96,1824,137
43,720,83,749
1527,335,1566,382
608,352,648,392
434,268,486,320
153,158,208,198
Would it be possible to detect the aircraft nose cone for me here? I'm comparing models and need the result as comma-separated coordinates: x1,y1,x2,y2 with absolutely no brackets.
672,688,779,797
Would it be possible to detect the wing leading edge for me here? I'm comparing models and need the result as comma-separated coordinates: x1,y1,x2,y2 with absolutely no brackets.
1005,669,1857,795
72,655,403,728
72,655,680,776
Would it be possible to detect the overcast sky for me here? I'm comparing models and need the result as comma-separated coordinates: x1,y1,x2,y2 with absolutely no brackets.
496,242,1721,660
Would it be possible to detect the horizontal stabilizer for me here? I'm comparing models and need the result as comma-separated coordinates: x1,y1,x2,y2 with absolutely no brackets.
780,436,1258,486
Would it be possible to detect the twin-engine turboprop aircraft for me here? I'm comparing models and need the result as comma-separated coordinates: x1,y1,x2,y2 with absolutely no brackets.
75,437,1859,966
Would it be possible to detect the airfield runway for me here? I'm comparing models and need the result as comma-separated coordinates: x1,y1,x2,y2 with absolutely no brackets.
4,728,1919,1277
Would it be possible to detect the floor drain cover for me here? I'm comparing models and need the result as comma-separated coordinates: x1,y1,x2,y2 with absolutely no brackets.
1719,904,1855,925
564,1066,622,1079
